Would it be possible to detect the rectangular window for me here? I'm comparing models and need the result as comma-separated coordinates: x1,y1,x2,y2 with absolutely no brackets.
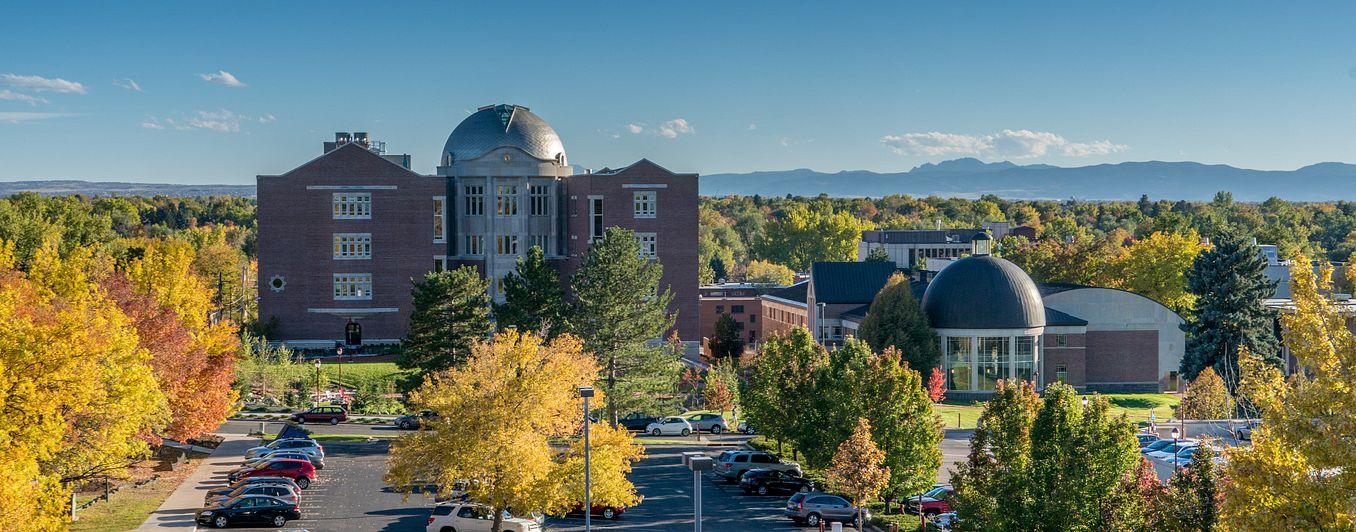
749,314,757,323
432,197,446,242
332,193,371,219
530,184,549,216
978,337,1009,391
1015,336,1035,384
1055,363,1069,383
332,233,372,260
496,235,519,255
633,191,656,218
464,235,484,256
946,337,972,391
589,197,604,240
636,232,657,258
433,256,447,272
496,184,519,216
531,234,548,251
1053,334,1067,347
333,273,372,300
464,185,485,216
715,305,724,314
731,305,745,314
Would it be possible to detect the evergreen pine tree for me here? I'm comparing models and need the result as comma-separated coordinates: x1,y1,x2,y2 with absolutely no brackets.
856,272,942,373
493,246,568,338
570,227,678,424
708,313,744,358
1181,231,1280,390
399,266,492,374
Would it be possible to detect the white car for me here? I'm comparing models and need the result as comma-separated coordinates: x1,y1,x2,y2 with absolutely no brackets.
245,438,324,460
645,416,694,436
426,503,541,532
1146,440,1198,462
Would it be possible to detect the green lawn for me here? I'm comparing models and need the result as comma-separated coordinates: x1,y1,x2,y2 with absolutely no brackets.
934,392,1180,429
70,459,203,531
290,361,415,390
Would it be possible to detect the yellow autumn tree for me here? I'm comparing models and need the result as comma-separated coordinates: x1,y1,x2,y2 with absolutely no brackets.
386,330,642,532
825,417,890,530
543,422,645,515
1221,255,1356,529
0,243,166,530
1113,230,1204,314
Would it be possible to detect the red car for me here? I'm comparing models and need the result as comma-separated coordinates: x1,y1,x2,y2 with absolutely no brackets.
906,486,953,516
290,405,348,425
566,504,625,520
229,458,317,489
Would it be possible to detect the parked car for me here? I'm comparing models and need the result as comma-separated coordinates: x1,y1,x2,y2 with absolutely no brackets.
205,478,300,500
1141,439,1178,455
426,502,542,532
204,484,299,507
1146,440,1198,462
739,468,814,495
196,495,301,529
737,420,754,435
1236,420,1259,441
228,458,316,489
244,450,324,470
290,405,348,425
905,485,954,516
618,412,659,432
715,450,802,482
395,410,439,430
784,492,869,527
645,416,693,436
684,413,729,434
926,512,960,531
244,438,324,461
562,504,626,520
1136,433,1160,448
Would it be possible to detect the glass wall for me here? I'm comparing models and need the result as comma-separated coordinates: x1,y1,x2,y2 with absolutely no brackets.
977,337,1007,391
945,337,972,391
1014,336,1035,383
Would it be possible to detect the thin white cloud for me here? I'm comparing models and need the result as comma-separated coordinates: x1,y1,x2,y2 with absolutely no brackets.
881,129,1127,159
0,74,87,94
747,123,758,130
142,109,274,132
626,123,644,134
0,112,78,124
657,118,693,139
0,89,48,106
257,113,276,123
113,78,142,92
199,70,247,88
140,120,165,130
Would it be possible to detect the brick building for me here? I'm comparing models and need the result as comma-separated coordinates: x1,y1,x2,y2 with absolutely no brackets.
698,283,772,352
257,104,698,348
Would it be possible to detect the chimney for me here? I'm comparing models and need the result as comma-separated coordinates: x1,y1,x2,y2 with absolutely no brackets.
335,132,351,143
353,132,370,147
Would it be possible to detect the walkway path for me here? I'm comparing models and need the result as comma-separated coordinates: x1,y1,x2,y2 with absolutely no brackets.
136,435,260,531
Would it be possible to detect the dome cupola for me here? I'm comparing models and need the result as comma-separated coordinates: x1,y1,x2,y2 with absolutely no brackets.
921,255,1045,329
442,104,566,165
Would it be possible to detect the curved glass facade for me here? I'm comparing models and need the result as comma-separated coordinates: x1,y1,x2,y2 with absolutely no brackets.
939,332,1041,392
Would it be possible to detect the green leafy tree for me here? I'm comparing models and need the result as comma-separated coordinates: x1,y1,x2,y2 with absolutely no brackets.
1160,446,1220,531
865,246,892,263
825,418,890,531
707,313,744,359
951,380,1042,531
742,327,827,456
1181,231,1280,389
743,259,795,285
570,227,677,424
399,266,492,374
856,272,942,373
756,203,872,271
1176,367,1230,420
493,246,568,339
1026,384,1141,530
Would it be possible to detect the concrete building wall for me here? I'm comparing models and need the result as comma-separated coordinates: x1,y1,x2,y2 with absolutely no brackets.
1043,287,1185,392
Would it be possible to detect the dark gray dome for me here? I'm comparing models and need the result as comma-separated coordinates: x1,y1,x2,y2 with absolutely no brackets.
443,104,565,163
921,255,1045,329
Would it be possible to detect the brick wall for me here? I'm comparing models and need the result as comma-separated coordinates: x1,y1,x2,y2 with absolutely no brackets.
1084,330,1160,391
1042,332,1087,388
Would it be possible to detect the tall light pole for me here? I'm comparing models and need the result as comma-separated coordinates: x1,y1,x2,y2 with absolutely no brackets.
682,452,713,532
335,345,344,406
578,386,594,532
816,302,827,345
313,359,322,407
1170,427,1181,471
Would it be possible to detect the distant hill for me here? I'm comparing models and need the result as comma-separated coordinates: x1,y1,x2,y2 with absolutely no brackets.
699,158,1356,201
0,180,255,197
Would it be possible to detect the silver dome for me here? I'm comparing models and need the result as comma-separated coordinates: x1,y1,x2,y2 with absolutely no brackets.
443,104,566,164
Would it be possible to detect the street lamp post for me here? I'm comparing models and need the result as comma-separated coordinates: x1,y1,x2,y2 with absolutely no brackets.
579,386,594,532
816,302,827,345
313,359,322,407
335,345,344,406
682,452,713,532
1170,427,1181,471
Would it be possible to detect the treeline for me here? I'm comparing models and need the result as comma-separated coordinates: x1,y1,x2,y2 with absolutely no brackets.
701,191,1356,282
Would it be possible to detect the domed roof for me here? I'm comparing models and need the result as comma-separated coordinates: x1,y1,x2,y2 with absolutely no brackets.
443,104,565,164
921,255,1046,329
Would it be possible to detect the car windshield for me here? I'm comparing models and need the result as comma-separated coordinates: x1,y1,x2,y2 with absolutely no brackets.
1144,440,1172,452
922,487,948,498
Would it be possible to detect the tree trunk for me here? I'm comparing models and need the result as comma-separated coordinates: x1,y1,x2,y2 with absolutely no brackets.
492,506,503,532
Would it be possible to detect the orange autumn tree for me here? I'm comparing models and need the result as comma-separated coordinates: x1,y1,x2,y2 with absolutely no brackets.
117,238,239,440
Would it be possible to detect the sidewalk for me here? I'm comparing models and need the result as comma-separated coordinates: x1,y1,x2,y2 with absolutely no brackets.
136,434,260,531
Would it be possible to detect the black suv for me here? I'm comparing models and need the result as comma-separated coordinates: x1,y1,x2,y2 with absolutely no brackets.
740,468,815,495
618,412,658,432
196,495,301,528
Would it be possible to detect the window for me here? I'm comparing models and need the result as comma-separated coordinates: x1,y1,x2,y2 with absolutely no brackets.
464,184,485,216
633,191,656,218
749,329,758,340
496,235,519,255
749,314,757,323
1055,363,1069,383
432,197,446,242
464,235,484,256
530,184,549,216
332,233,371,259
636,232,657,258
589,197,604,240
333,273,372,300
433,256,447,272
531,234,548,251
332,193,371,219
832,326,842,338
715,305,724,313
978,337,1008,391
496,184,519,216
731,305,745,314
1015,336,1035,383
1053,334,1067,347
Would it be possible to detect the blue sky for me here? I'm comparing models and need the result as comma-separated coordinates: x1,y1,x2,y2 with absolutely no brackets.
3,1,1356,184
